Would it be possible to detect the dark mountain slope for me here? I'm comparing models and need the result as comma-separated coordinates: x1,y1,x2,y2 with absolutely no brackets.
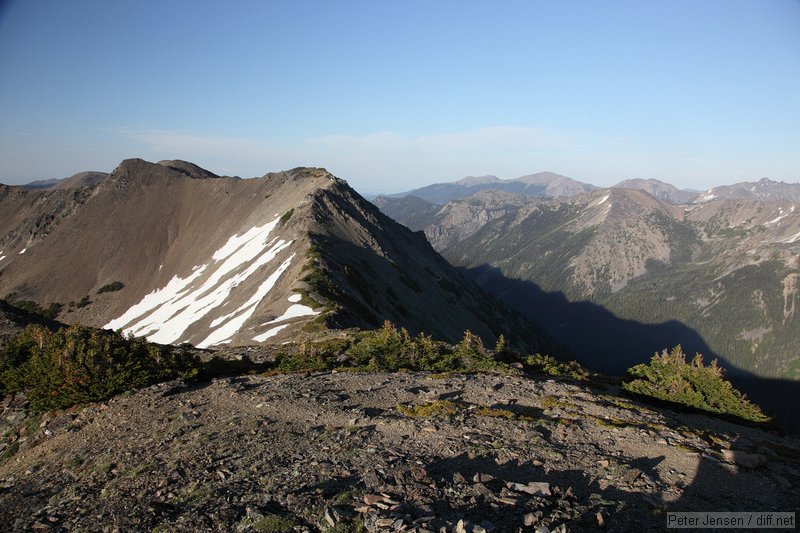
377,186,800,382
448,192,800,380
371,194,440,231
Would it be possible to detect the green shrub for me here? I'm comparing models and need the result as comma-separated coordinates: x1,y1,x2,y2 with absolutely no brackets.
4,296,62,320
261,322,583,380
622,346,770,423
97,281,125,294
0,324,200,411
43,302,63,320
525,353,588,380
343,322,501,373
279,209,294,226
76,295,92,308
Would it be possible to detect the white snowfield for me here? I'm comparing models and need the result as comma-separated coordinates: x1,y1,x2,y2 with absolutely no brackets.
782,230,800,244
697,192,717,203
252,324,290,342
763,209,788,227
264,303,319,325
105,217,297,348
250,294,320,343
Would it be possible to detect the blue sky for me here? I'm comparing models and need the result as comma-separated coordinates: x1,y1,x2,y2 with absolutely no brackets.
1,0,798,193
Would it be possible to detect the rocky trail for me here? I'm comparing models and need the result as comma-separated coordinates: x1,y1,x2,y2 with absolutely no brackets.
1,370,798,532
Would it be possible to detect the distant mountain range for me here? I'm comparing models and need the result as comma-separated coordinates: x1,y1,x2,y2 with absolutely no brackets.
376,175,800,386
385,171,596,204
612,178,699,204
0,159,544,351
695,177,800,203
382,172,800,207
23,171,110,190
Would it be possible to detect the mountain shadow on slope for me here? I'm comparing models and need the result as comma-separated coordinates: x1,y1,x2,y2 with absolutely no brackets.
461,264,800,432
0,299,64,346
305,232,557,355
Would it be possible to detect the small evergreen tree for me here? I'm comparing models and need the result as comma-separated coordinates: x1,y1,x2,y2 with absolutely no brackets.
623,346,770,423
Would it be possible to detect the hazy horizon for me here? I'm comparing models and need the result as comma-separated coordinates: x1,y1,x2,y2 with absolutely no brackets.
1,0,798,193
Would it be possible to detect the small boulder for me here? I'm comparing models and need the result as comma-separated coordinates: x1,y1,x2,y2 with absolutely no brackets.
721,449,766,469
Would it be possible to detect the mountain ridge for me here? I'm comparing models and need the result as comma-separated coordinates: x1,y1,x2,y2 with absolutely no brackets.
0,158,546,352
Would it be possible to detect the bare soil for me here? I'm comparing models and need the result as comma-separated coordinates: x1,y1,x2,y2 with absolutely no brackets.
1,371,798,532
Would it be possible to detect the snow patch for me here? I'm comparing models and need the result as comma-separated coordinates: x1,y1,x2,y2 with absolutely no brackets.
18,248,26,255
764,213,789,227
106,217,294,347
212,219,280,262
595,194,610,206
264,303,319,325
0,256,5,262
782,231,800,244
288,293,302,303
197,254,295,348
105,265,209,333
697,192,717,203
253,324,291,342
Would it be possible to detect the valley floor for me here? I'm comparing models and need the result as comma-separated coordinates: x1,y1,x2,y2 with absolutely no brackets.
1,371,798,532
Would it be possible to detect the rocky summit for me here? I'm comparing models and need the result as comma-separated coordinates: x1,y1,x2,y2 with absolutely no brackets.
2,369,798,532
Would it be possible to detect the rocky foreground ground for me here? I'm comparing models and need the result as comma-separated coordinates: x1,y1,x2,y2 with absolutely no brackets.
1,370,798,532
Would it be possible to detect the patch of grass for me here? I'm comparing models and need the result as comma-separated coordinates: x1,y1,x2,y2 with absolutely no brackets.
397,400,459,418
538,395,562,409
250,514,297,533
0,441,19,463
474,407,516,419
128,462,152,477
600,395,637,410
175,482,213,505
623,346,770,424
65,454,84,469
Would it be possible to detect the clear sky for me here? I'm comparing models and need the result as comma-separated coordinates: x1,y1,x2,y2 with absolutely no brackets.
1,0,798,194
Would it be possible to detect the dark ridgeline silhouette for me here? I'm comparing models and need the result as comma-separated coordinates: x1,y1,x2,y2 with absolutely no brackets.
460,264,800,433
